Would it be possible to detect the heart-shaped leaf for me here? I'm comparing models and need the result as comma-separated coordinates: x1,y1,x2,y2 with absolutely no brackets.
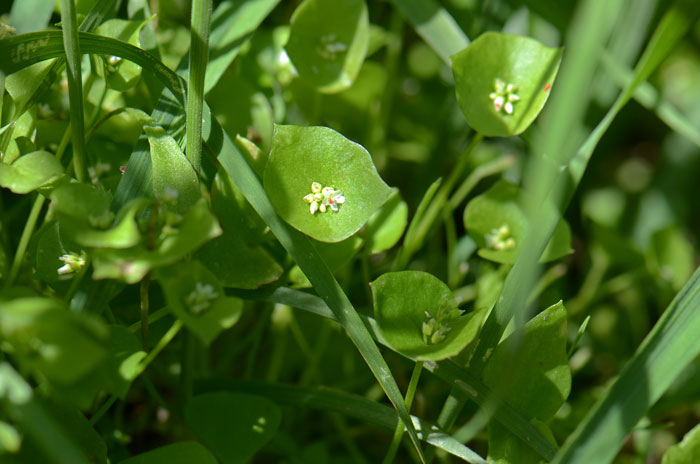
371,271,483,361
185,392,282,464
285,0,369,93
452,32,562,137
264,125,391,243
464,180,572,263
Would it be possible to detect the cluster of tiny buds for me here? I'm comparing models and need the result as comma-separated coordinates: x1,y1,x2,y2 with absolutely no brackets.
57,251,87,276
303,182,345,215
489,78,520,115
486,224,516,251
186,282,219,315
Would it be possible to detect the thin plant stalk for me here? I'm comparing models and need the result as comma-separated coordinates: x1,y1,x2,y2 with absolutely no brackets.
382,361,424,464
186,0,212,174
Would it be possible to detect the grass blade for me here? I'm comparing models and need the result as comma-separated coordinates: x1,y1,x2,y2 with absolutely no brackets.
230,286,559,461
553,265,700,463
392,0,469,64
186,0,213,174
59,0,88,182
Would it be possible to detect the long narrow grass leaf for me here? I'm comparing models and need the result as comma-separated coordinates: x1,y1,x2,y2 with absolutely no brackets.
59,0,88,182
392,0,469,64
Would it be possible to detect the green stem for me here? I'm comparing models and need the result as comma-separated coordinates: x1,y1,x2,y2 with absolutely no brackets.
60,0,88,183
140,274,151,350
134,319,183,380
447,154,517,211
186,0,212,174
5,195,45,287
382,361,424,464
89,395,117,426
396,133,483,269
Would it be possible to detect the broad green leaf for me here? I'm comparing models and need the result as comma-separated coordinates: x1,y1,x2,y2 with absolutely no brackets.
127,108,200,214
662,422,700,464
119,442,218,464
0,297,107,386
184,392,282,464
264,125,391,243
9,0,55,34
364,189,408,254
92,198,222,283
0,150,64,193
95,18,151,90
30,221,82,285
157,261,243,345
372,271,483,361
285,0,369,93
483,301,570,421
451,32,562,137
0,421,20,454
464,180,572,264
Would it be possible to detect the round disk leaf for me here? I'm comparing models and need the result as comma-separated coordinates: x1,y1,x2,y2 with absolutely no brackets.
451,32,562,137
364,189,408,254
285,0,369,93
264,125,391,243
185,392,282,464
464,180,572,264
371,271,483,361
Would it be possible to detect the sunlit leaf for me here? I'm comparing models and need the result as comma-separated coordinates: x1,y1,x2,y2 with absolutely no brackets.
452,32,562,137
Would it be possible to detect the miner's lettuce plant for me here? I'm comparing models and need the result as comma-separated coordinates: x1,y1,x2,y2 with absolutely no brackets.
0,0,699,463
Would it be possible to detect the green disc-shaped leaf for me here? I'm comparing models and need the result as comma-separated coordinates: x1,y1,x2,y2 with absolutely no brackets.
264,125,391,243
371,271,483,361
157,261,243,345
483,301,571,421
0,150,64,194
451,32,562,137
364,189,408,254
285,0,369,93
488,419,557,464
662,422,700,464
464,180,572,264
184,392,282,464
119,442,218,464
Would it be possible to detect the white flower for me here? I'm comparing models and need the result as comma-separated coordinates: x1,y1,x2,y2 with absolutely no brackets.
489,78,520,115
186,282,219,315
303,182,345,215
57,251,87,276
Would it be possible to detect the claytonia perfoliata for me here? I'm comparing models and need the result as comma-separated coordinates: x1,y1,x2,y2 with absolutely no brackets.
421,296,462,345
57,251,88,276
486,224,516,251
303,182,346,215
489,78,520,115
186,282,219,315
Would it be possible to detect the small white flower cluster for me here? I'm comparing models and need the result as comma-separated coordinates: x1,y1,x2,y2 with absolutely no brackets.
303,182,345,215
485,224,516,251
489,78,520,115
422,296,462,345
57,251,87,276
317,34,347,60
186,282,219,315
